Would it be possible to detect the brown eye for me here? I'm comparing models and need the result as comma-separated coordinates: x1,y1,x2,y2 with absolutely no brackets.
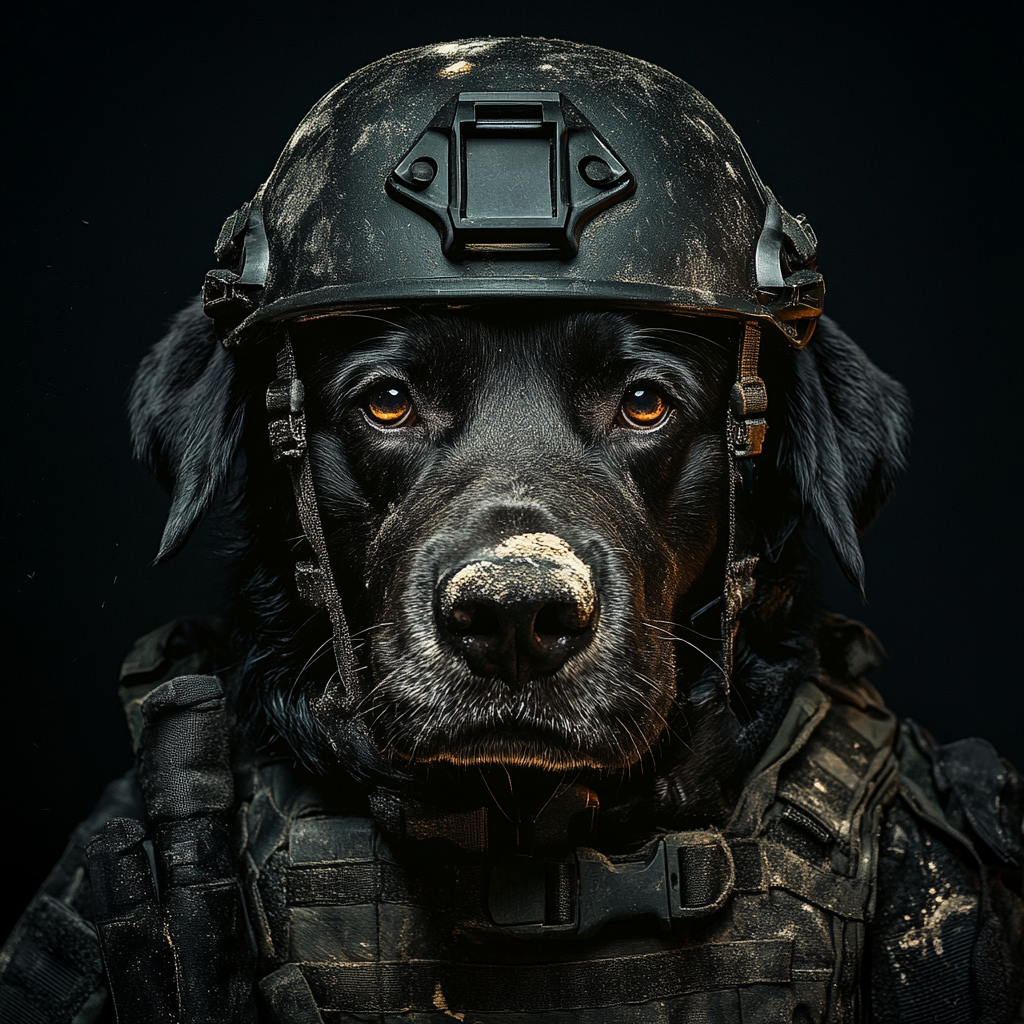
366,385,414,426
619,385,670,428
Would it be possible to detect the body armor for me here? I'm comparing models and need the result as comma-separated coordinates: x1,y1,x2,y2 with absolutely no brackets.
4,618,1021,1022
246,674,896,1022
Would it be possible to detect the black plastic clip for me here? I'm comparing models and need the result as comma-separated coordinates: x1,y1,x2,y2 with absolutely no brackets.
488,856,578,937
202,269,262,324
203,207,269,335
728,411,767,458
294,559,330,609
486,830,735,940
266,377,306,460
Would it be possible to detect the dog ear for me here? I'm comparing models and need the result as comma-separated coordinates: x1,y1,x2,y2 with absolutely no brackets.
776,314,912,592
129,298,246,562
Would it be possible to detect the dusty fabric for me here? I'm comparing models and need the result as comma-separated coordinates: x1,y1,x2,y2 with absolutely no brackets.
1,620,1020,1022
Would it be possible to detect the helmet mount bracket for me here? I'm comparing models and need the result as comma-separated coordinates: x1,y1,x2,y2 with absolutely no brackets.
386,92,635,261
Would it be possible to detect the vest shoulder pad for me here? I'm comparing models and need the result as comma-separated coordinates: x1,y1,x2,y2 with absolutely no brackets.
898,720,1023,869
118,616,226,752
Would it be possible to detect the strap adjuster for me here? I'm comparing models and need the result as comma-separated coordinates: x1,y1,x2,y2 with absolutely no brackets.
728,411,767,457
294,560,330,609
266,377,307,460
664,831,735,918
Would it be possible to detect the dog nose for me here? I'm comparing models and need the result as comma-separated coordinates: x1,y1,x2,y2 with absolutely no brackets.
439,532,597,684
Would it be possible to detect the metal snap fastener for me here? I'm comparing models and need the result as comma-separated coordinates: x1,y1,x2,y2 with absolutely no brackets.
409,158,437,186
579,156,616,187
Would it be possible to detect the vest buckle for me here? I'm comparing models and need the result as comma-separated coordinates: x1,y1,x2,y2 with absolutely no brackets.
486,830,735,940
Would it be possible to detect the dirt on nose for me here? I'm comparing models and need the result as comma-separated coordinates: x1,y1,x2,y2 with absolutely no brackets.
440,532,596,625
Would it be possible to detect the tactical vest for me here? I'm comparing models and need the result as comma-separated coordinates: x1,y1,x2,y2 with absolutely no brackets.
239,675,898,1023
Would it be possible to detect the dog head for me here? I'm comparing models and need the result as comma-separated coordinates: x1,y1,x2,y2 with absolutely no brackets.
298,308,732,774
130,301,910,822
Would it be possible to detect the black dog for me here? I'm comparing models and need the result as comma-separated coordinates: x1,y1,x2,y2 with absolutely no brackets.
131,301,909,833
5,299,1020,1023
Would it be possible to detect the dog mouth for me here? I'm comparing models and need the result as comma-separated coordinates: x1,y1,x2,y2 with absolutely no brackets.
381,692,658,771
392,724,615,771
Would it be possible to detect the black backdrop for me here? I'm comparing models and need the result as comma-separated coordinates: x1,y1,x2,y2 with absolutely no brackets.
2,7,1019,935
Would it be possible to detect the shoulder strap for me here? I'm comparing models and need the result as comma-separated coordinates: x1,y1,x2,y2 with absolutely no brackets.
912,723,1023,868
895,721,990,864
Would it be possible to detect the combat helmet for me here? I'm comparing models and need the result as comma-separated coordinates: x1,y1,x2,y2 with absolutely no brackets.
199,38,826,754
202,37,823,349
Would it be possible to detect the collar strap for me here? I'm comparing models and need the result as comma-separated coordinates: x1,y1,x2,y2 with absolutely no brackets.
370,780,600,855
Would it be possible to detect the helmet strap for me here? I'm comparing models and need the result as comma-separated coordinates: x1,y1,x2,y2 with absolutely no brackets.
266,330,360,731
721,321,768,684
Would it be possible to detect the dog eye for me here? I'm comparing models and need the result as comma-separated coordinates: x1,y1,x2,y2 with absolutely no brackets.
619,385,670,428
365,385,415,426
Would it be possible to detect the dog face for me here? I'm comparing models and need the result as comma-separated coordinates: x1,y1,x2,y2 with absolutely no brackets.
297,310,733,772
130,302,911,801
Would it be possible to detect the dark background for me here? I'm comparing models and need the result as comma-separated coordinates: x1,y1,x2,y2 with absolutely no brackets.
2,7,1019,935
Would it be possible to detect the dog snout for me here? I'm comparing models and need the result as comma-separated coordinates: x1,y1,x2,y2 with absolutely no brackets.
438,532,597,685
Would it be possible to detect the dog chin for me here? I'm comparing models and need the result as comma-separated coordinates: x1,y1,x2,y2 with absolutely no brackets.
392,729,637,772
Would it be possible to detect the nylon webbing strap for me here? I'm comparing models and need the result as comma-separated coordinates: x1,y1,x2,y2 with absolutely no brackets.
721,320,767,679
731,839,871,919
0,895,105,1024
729,321,767,455
267,333,358,718
369,790,491,852
286,861,428,907
481,831,869,940
299,939,793,1013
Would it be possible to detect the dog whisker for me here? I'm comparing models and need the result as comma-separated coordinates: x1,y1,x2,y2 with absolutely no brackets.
479,770,516,823
642,620,729,684
348,620,396,640
647,616,723,643
293,635,337,685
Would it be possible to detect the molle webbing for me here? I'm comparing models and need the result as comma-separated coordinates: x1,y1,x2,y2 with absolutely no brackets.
297,940,794,1015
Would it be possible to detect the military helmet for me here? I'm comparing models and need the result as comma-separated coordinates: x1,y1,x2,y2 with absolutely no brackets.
202,37,823,347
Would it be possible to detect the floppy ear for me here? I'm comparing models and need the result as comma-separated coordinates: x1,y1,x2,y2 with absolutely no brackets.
777,314,912,592
129,297,246,561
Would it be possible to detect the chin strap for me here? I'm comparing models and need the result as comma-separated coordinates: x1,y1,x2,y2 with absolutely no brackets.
721,320,768,684
266,330,360,732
